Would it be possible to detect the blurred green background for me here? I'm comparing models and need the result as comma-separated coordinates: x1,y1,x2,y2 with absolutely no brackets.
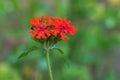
0,0,120,80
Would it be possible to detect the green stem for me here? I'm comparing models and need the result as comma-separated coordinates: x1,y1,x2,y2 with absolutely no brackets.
46,50,53,80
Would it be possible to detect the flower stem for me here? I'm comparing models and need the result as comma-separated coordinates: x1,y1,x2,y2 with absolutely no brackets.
46,50,53,80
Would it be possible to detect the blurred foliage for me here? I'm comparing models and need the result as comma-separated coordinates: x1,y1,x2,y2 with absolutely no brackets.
0,0,120,80
0,63,21,80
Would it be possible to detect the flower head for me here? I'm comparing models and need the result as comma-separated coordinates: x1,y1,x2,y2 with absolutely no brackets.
28,16,77,42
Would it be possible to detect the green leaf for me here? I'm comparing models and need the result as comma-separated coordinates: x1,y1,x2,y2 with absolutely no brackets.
52,48,64,54
18,52,28,59
18,46,39,59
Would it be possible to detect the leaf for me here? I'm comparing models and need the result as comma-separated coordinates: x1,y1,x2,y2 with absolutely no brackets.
52,48,64,54
18,46,39,59
51,47,70,67
51,45,64,54
18,52,28,59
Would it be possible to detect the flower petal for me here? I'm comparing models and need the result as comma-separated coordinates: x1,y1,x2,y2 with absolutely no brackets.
60,32,69,40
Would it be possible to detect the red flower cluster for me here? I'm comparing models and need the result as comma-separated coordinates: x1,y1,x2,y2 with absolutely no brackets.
28,16,77,40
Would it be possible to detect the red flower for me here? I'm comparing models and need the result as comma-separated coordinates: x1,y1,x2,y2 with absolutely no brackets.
30,18,40,28
50,18,77,40
29,16,77,40
29,18,50,39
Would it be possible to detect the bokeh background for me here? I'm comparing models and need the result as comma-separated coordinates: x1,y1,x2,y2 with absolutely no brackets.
0,0,120,80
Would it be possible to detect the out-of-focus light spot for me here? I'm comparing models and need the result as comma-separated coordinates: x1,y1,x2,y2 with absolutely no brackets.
108,0,120,6
90,4,105,20
104,17,116,29
0,62,21,80
37,59,47,71
22,66,32,77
